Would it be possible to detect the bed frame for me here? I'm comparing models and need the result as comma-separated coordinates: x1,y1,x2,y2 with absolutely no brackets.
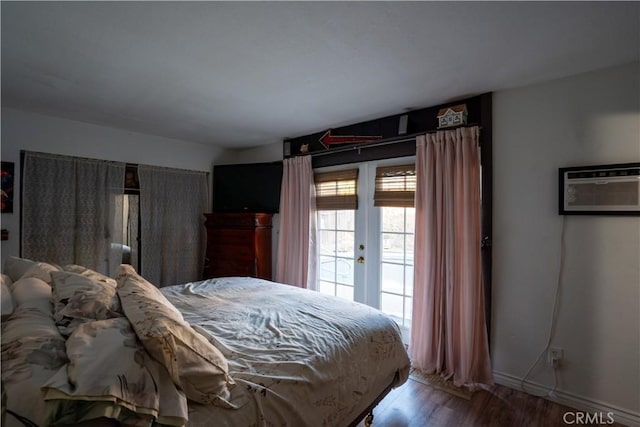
347,371,401,427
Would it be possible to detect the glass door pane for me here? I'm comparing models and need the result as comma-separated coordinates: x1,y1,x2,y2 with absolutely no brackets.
317,210,355,301
380,206,414,329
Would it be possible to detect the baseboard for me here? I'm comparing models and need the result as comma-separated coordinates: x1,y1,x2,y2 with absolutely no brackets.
493,371,640,427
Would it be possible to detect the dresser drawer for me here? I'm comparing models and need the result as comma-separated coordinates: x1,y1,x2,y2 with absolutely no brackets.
208,243,254,260
208,229,254,259
208,259,255,277
205,213,271,228
203,212,273,280
208,229,254,246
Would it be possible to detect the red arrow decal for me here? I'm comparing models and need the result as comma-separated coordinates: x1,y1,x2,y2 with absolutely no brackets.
319,130,383,149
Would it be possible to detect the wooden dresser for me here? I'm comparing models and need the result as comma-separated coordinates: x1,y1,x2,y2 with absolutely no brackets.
203,212,273,280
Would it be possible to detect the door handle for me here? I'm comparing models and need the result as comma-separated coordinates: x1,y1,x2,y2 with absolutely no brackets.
356,256,365,264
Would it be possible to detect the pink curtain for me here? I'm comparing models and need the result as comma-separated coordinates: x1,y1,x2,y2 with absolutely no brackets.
275,156,317,288
411,126,493,386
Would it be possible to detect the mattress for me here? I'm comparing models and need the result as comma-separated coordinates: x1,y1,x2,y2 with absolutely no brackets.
161,277,411,426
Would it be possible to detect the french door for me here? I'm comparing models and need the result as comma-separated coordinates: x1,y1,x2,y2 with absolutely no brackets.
315,158,415,333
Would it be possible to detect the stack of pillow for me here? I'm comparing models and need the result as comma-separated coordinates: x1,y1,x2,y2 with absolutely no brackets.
1,257,66,427
1,256,235,427
1,256,60,315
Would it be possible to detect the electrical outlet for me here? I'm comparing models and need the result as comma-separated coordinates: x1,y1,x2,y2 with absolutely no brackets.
548,347,564,367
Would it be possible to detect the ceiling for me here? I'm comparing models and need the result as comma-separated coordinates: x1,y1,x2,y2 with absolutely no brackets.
2,2,639,149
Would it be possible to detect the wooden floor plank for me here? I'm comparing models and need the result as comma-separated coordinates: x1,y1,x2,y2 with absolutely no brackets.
360,377,627,427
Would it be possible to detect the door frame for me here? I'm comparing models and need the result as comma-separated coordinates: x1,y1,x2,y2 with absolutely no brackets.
314,156,416,312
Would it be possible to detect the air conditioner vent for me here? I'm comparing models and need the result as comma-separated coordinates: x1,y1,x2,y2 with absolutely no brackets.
559,163,640,215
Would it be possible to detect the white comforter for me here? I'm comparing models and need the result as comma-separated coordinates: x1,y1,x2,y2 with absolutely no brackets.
161,277,410,427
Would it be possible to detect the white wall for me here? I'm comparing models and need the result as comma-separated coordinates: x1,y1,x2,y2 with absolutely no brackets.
492,62,640,422
0,108,227,268
217,141,283,165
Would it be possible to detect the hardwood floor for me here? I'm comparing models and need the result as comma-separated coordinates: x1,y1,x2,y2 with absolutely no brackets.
361,377,625,427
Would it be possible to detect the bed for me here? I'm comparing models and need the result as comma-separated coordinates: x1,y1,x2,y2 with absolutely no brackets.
1,257,410,427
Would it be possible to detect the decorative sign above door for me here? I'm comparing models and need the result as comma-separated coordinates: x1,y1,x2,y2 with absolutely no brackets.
318,129,383,149
284,93,488,164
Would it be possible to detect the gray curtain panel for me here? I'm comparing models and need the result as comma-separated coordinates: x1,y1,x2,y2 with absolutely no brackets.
138,165,208,287
21,151,125,275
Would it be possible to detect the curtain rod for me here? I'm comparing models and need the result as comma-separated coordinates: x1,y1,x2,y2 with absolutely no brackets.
21,149,124,165
308,124,481,158
21,150,209,175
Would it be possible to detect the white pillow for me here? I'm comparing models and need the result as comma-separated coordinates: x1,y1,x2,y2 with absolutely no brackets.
1,273,13,288
4,256,60,284
21,262,60,285
4,256,36,282
11,277,53,307
1,279,14,319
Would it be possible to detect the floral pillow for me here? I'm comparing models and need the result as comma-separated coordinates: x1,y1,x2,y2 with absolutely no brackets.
116,267,234,405
1,300,68,427
63,264,117,287
42,317,188,427
114,264,183,319
50,270,122,336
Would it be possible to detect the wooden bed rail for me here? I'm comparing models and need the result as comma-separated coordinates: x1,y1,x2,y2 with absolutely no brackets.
347,370,402,427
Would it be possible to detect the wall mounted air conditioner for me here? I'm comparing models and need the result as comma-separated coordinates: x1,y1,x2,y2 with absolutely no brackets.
559,162,640,215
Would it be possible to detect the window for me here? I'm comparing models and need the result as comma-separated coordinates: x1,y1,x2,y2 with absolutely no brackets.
315,169,358,300
375,164,415,329
318,210,355,301
380,207,414,329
